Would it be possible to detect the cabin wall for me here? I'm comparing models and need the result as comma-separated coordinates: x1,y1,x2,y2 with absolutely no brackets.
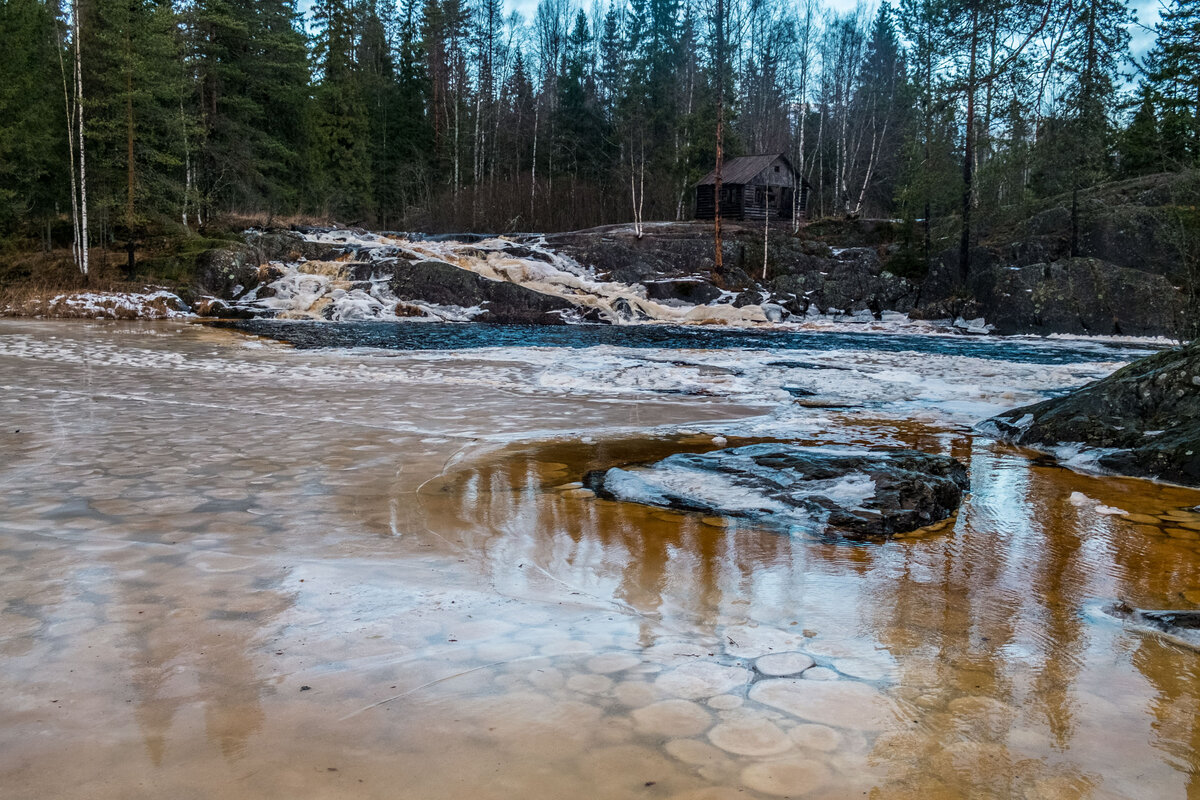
694,184,749,220
741,185,791,221
695,178,809,221
695,185,716,219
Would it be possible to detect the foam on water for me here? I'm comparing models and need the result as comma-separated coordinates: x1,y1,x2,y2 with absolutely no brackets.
236,228,972,330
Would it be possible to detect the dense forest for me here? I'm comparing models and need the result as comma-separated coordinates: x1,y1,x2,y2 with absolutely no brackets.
0,0,1198,276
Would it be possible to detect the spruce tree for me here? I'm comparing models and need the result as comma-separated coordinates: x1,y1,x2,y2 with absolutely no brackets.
310,0,371,219
1148,0,1200,166
1119,84,1163,176
0,0,65,240
83,0,188,266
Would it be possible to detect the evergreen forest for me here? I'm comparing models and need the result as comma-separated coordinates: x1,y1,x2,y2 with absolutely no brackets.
1,0,1199,272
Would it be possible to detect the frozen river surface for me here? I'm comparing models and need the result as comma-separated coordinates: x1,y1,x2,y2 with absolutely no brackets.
1,319,1198,799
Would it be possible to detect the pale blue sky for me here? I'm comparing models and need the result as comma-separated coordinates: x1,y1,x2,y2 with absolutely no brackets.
299,0,1163,60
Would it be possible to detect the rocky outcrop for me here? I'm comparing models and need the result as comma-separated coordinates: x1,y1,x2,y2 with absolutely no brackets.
194,231,341,299
915,171,1200,337
917,256,1184,336
983,340,1200,485
643,278,724,306
549,224,920,319
583,443,969,539
389,260,585,325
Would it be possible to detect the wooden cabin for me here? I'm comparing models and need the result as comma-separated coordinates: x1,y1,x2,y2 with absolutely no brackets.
694,154,810,222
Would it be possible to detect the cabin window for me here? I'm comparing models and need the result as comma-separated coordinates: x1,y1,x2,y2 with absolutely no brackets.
773,166,780,172
755,188,765,206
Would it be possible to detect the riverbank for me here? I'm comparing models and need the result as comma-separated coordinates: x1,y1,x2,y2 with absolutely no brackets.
2,318,1198,798
5,190,1193,338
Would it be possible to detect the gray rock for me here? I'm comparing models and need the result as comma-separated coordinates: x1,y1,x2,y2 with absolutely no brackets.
583,444,969,539
389,260,582,325
970,257,1183,337
982,339,1200,485
642,278,723,305
1103,601,1200,651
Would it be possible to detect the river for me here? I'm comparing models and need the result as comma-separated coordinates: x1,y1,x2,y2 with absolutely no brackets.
0,318,1197,799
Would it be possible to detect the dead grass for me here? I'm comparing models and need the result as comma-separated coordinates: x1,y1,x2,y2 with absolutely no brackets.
0,246,187,317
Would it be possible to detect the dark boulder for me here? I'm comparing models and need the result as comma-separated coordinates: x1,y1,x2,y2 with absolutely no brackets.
1103,602,1200,651
982,339,1200,485
973,257,1182,337
389,259,581,325
643,278,724,305
194,244,260,298
583,443,969,539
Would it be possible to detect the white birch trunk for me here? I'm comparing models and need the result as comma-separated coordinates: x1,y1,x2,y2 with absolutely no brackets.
74,0,88,278
57,23,81,273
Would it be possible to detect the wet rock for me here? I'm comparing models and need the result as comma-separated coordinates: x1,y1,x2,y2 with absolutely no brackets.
389,260,580,325
732,289,766,308
643,278,723,306
194,244,261,299
1103,601,1200,651
749,678,901,732
192,297,257,319
586,444,969,540
982,340,1200,486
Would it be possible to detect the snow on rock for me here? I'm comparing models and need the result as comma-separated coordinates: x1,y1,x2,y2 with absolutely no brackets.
226,227,975,331
43,291,190,320
585,444,969,539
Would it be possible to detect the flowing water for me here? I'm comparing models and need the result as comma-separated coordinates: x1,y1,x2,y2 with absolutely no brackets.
1,319,1198,799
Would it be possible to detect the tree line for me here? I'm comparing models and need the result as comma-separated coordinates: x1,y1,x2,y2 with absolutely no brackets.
0,0,1198,277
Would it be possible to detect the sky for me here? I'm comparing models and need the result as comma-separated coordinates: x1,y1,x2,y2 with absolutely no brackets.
299,0,1165,62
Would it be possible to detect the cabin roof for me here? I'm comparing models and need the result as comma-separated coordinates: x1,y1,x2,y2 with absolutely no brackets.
695,153,804,186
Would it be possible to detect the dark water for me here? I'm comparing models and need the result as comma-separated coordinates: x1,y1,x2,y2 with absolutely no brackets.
217,319,1161,365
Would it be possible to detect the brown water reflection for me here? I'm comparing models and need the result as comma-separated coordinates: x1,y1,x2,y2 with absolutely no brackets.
413,426,1200,798
2,320,1199,799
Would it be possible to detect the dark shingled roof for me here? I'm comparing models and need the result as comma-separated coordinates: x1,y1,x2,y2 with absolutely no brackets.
696,153,795,185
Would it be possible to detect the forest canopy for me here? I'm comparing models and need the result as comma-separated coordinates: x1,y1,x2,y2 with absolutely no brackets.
0,0,1197,258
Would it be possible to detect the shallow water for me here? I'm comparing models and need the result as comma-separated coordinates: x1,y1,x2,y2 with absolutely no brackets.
1,320,1197,799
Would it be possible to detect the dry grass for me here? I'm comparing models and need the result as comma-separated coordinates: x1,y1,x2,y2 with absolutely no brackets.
0,246,184,317
217,210,338,231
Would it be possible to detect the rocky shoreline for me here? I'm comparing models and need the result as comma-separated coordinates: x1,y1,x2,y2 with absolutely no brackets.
983,338,1200,486
7,213,1187,337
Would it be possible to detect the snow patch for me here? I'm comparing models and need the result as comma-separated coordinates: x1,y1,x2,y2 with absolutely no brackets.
46,291,190,320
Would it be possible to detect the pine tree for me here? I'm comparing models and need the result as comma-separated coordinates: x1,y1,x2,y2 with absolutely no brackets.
83,0,188,267
1058,0,1132,253
1119,84,1163,175
849,4,907,216
0,0,66,240
1147,0,1200,166
310,0,371,219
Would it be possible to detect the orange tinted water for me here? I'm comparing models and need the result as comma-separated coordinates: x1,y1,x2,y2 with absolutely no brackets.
0,321,1197,799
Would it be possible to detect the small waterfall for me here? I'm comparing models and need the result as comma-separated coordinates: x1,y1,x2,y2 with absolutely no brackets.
234,229,783,326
